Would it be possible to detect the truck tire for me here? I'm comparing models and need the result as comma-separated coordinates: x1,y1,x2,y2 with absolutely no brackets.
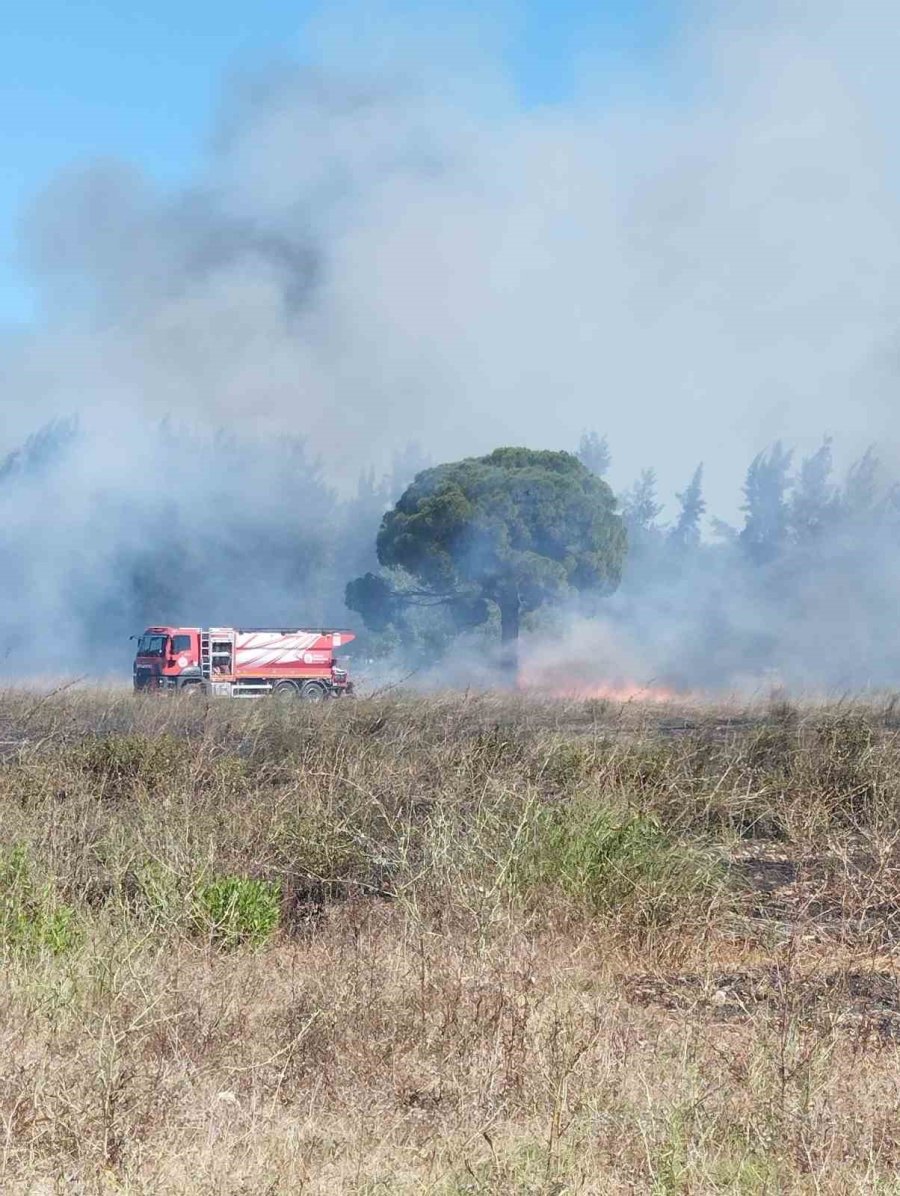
300,681,327,701
273,681,299,700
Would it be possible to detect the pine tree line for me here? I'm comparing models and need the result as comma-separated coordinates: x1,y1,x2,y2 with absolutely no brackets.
576,430,900,689
577,430,892,568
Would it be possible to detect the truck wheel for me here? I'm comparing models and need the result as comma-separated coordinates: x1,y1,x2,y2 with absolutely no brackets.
180,681,204,697
273,681,299,700
300,682,327,701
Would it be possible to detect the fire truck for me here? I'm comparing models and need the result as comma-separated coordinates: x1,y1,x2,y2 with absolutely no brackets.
132,626,355,699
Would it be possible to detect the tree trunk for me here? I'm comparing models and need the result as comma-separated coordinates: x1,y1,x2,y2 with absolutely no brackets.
498,591,520,685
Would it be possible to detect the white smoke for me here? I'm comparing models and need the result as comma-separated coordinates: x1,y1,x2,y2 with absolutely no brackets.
3,0,900,682
5,1,900,507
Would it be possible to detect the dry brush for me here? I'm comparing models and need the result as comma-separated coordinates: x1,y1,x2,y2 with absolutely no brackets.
0,687,898,1192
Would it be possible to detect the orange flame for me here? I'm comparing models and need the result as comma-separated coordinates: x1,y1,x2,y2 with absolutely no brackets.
518,664,687,704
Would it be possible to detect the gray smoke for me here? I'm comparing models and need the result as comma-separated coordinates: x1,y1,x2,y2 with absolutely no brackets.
3,0,900,686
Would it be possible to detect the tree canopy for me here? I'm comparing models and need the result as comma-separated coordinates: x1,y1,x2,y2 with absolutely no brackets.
345,447,627,671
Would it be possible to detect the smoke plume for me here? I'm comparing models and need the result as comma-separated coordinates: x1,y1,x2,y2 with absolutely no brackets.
3,0,900,686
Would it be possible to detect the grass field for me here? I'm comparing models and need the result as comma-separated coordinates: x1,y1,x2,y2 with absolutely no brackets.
1,686,900,1193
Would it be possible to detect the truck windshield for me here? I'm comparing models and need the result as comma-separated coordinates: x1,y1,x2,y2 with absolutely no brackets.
137,635,167,656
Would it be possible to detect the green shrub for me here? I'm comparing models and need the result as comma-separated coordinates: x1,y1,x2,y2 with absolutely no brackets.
0,846,79,956
196,875,281,948
512,802,721,935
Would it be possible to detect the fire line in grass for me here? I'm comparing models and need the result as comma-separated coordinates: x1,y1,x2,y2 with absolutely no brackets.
519,666,687,703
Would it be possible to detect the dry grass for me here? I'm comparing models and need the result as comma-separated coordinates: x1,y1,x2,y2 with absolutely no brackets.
0,687,900,1191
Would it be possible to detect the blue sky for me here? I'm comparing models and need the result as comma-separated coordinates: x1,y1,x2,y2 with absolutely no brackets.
0,0,676,325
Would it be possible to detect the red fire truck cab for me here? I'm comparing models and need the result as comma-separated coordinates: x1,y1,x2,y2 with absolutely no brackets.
132,626,355,699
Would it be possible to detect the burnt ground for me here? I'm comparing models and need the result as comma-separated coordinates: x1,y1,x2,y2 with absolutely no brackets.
622,843,900,1040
